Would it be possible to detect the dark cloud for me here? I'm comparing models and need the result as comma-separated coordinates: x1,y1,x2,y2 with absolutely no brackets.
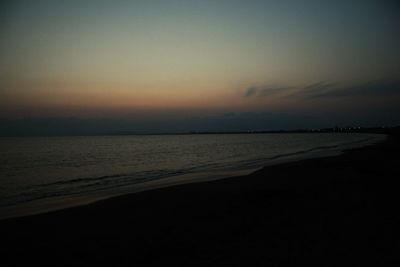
244,80,400,100
244,86,293,98
304,81,400,99
289,81,336,99
244,87,257,97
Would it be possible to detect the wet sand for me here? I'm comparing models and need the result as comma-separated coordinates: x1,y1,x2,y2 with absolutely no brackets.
1,130,399,266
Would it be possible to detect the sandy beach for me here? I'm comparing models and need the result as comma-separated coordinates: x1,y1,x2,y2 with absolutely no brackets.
1,129,399,266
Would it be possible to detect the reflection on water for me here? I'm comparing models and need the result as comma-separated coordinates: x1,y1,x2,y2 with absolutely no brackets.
0,133,383,209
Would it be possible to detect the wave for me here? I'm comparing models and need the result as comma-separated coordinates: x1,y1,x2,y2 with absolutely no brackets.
0,134,383,211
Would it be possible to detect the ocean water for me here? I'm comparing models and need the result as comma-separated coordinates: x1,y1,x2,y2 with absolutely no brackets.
0,133,384,218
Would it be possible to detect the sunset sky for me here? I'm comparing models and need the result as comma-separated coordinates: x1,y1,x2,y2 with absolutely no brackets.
1,0,399,134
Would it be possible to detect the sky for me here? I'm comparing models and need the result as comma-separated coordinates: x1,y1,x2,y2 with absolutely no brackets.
0,0,399,134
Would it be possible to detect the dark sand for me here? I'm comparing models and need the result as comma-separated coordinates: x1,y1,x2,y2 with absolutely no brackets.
1,131,400,266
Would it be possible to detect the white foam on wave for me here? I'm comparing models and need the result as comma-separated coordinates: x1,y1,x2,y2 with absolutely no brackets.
0,133,386,220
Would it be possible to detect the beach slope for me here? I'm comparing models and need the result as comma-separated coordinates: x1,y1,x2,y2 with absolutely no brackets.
1,130,400,266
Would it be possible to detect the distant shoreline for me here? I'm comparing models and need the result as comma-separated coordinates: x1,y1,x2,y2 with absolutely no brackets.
0,126,395,138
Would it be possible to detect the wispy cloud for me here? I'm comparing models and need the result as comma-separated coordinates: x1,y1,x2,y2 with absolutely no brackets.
288,81,336,99
244,87,257,97
244,85,293,98
244,80,400,100
304,81,400,99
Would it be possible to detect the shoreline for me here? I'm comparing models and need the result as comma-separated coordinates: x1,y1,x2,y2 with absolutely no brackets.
1,130,399,265
0,133,385,221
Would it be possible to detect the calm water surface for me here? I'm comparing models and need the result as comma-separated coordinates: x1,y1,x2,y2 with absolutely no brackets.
0,133,384,216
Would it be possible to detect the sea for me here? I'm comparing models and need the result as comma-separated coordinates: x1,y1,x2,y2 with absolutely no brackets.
0,133,385,219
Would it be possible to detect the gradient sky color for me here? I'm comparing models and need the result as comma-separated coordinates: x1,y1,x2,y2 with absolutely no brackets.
1,0,399,133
